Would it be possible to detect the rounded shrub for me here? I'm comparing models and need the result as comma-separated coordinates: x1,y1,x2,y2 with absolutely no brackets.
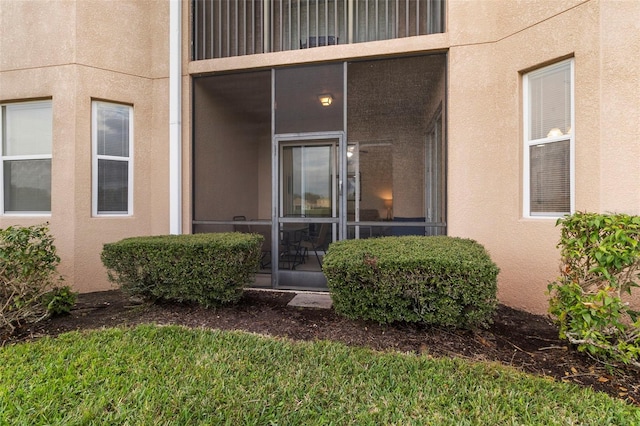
0,224,69,335
322,236,499,328
101,232,263,307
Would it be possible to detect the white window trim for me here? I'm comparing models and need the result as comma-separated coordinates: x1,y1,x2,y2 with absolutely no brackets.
522,59,575,219
91,101,134,217
0,100,53,216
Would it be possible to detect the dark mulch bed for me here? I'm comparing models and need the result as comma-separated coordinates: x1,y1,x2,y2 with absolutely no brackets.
4,289,639,406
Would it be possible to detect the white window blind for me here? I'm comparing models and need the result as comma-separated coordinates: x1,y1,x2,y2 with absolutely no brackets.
528,61,572,141
529,141,570,215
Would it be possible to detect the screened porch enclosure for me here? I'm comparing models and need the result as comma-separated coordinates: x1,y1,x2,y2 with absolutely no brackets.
192,0,446,59
192,54,447,289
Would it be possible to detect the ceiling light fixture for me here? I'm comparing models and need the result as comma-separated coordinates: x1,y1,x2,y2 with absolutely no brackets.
318,94,333,107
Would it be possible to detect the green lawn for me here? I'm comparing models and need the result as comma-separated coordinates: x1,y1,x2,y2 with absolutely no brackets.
1,325,638,425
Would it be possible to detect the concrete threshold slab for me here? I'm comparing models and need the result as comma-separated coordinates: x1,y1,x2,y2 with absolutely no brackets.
287,293,333,309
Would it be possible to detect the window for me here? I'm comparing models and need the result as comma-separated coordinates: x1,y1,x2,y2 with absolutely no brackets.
523,59,574,217
0,101,52,214
92,101,133,216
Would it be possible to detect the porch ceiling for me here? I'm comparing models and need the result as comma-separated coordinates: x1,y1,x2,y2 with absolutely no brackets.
195,71,271,122
193,54,446,122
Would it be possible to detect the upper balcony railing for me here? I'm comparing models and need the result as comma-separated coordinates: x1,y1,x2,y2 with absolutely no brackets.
192,0,445,60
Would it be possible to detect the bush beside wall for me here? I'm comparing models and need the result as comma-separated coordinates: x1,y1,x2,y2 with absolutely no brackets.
548,212,640,367
101,233,263,307
0,224,70,335
323,236,499,328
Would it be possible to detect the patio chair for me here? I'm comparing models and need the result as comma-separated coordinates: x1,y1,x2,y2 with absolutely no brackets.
233,215,251,233
301,222,331,266
279,224,307,270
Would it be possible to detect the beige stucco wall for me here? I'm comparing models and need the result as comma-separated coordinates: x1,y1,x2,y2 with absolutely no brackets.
446,0,640,313
2,0,638,315
0,0,170,293
598,1,640,214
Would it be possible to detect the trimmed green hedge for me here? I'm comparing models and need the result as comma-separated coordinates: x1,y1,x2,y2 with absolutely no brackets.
323,236,499,328
101,233,263,307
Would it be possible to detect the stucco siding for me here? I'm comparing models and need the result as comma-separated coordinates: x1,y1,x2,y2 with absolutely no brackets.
0,0,170,293
1,0,638,314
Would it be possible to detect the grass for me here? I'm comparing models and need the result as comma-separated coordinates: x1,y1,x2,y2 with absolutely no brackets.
1,325,638,425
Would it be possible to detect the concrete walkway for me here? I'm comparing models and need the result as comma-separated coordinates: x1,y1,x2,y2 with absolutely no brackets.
287,293,333,309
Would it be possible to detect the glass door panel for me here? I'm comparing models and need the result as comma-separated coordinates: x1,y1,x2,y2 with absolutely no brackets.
281,145,334,218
